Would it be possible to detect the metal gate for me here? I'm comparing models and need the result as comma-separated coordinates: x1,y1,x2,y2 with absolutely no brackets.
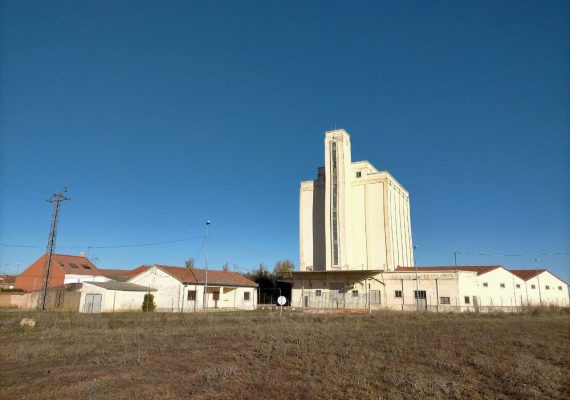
84,293,102,313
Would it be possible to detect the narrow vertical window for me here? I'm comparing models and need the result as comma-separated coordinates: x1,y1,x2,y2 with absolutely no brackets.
331,141,339,266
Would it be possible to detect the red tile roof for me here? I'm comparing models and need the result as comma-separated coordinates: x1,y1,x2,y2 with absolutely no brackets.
509,269,548,281
395,265,502,276
49,254,102,276
99,267,150,282
147,265,257,287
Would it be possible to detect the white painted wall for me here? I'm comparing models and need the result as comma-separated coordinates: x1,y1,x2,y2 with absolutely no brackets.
128,266,257,312
64,274,110,284
476,268,524,309
522,272,569,307
292,269,569,312
128,268,187,311
79,282,149,313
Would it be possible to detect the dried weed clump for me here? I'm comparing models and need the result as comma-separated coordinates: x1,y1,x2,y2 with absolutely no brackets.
0,310,568,399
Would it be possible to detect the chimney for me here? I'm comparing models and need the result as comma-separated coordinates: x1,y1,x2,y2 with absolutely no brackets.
80,251,85,257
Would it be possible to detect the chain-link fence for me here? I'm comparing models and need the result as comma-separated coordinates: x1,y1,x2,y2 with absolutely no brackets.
296,290,381,311
296,291,568,313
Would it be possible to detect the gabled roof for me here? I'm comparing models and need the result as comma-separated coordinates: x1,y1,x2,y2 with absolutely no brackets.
21,254,103,276
133,265,258,287
52,254,101,275
509,269,548,281
509,269,568,285
395,266,502,276
99,266,150,282
187,268,258,287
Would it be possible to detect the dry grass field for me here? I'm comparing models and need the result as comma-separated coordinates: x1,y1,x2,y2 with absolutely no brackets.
1,309,569,399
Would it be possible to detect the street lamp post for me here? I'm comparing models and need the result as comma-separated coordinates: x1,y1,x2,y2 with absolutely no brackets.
413,245,419,310
535,258,542,307
204,220,211,311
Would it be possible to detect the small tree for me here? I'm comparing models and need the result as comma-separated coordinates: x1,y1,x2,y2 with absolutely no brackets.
274,259,295,279
142,293,156,312
245,263,273,286
185,258,195,269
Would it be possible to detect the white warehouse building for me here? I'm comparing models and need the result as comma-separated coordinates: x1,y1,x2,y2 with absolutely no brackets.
292,129,568,312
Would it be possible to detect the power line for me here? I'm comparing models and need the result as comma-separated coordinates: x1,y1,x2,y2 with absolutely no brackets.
454,251,570,257
1,181,200,237
0,236,205,250
193,236,207,263
82,237,205,249
0,244,40,248
0,181,53,196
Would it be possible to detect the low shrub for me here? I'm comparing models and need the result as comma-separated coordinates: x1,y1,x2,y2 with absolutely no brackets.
142,294,156,312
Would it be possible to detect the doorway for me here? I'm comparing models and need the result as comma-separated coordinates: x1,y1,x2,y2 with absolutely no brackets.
213,291,220,308
84,293,102,313
414,290,427,311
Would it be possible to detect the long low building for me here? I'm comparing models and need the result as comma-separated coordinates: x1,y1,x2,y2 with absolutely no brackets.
9,255,258,313
127,265,258,312
291,265,569,312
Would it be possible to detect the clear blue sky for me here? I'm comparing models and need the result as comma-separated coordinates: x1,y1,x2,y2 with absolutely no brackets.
1,1,568,281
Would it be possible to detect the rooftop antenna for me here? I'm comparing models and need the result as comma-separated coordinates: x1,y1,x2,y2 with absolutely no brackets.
39,188,70,311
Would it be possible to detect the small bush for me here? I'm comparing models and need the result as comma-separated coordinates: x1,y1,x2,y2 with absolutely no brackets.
142,294,156,312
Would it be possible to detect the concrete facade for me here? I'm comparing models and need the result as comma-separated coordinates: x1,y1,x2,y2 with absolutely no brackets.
295,129,568,312
300,129,413,272
291,266,568,312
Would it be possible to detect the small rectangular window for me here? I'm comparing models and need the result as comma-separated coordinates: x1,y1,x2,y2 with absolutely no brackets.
483,282,488,287
516,284,521,289
395,290,402,298
371,290,381,304
440,297,450,304
187,290,196,301
464,296,470,304
244,292,250,301
352,290,358,297
69,263,79,269
500,283,505,288
531,284,536,289
315,290,322,297
213,291,220,301
81,264,91,269
559,286,563,291
414,291,426,299
545,285,550,290
356,171,362,178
